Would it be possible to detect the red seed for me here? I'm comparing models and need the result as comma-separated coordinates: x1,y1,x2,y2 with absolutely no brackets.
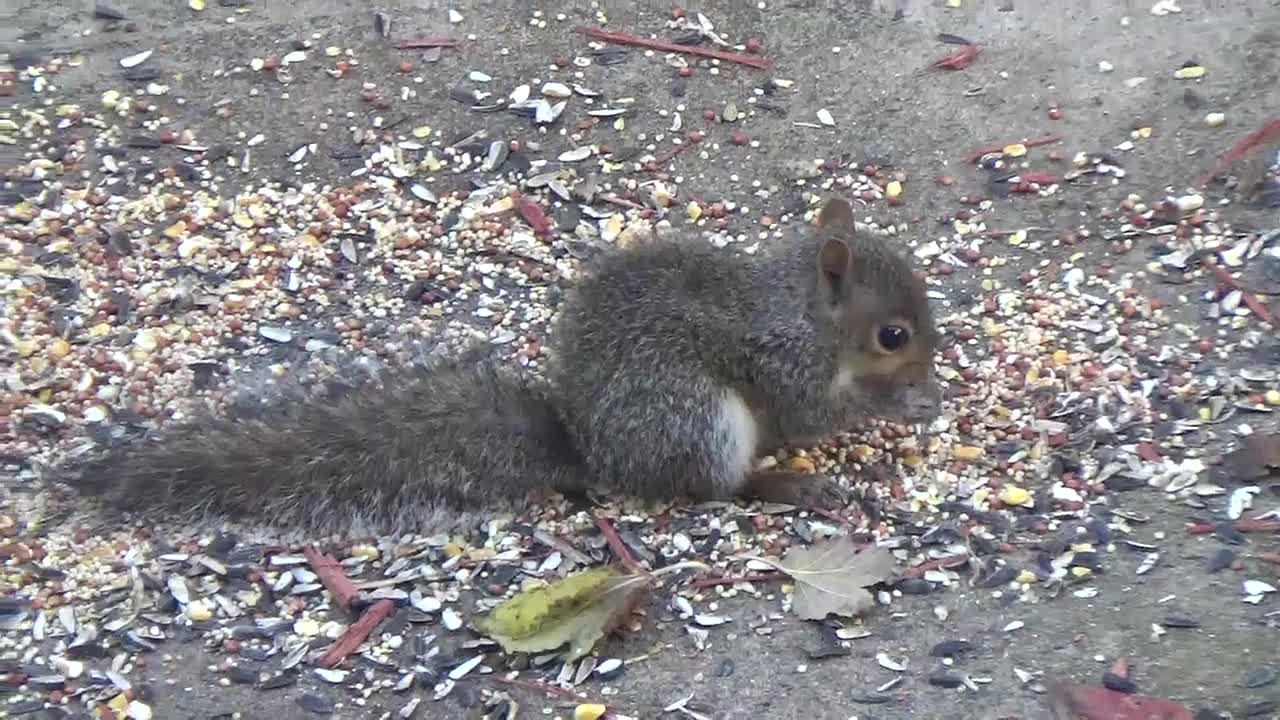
687,130,704,143
1048,106,1063,120
703,109,717,121
398,62,414,73
937,175,955,186
731,130,748,146
678,66,694,78
745,37,764,54
672,6,687,19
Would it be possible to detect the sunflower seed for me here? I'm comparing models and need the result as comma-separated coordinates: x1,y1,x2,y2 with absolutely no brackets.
410,184,438,203
258,326,293,343
595,658,624,679
448,654,484,680
541,82,571,98
120,50,153,68
442,607,462,630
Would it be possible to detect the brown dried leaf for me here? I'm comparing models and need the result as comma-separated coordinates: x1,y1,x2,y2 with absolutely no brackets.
753,535,896,620
1225,433,1280,481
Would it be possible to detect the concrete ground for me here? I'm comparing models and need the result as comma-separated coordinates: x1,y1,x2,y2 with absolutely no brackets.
4,0,1280,719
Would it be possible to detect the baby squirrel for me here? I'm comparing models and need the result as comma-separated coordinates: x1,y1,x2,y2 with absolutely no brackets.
69,197,942,535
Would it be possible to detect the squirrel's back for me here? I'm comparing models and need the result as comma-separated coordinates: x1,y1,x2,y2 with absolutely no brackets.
68,354,586,536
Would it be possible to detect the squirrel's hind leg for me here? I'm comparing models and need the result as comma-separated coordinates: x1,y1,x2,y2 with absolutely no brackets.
741,470,850,509
576,379,758,501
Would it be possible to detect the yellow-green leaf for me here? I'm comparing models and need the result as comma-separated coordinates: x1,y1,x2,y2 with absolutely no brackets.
475,565,650,661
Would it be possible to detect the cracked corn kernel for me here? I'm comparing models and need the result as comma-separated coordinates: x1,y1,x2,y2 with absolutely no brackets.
785,456,816,473
574,704,607,720
953,446,983,461
999,485,1031,507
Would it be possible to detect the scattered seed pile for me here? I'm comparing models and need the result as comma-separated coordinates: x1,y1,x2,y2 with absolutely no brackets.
3,3,1280,719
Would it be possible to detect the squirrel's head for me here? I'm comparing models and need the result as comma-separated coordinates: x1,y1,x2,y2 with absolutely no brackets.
811,197,942,425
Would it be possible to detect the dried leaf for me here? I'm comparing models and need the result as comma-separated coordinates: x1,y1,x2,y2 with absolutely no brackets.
1225,433,1280,481
474,566,650,661
751,535,895,620
1046,681,1193,720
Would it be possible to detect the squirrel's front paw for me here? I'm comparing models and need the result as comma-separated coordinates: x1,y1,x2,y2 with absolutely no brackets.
743,470,849,510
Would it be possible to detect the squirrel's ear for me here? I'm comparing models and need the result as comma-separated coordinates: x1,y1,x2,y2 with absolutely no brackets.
817,237,854,305
816,197,856,231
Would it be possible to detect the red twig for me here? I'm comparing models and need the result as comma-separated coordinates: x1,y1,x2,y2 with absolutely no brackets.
574,26,772,70
1196,117,1280,187
1186,519,1280,535
1018,172,1060,184
304,545,397,668
303,546,359,612
512,191,551,236
489,675,589,701
965,135,1062,163
687,572,784,590
393,38,459,49
929,44,981,71
810,508,852,525
1202,257,1275,325
902,553,970,578
594,513,643,572
317,598,396,668
644,142,694,172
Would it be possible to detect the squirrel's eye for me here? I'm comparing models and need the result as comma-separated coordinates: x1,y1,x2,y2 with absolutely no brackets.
876,325,910,352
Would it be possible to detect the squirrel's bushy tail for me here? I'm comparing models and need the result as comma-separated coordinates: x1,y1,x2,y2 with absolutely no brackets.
67,356,587,536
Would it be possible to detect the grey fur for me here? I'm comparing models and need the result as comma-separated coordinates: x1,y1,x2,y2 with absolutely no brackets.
65,199,941,536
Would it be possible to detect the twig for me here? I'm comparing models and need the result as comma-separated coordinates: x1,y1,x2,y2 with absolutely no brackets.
928,44,981,71
1201,257,1275,325
902,553,970,578
687,572,783,590
1196,117,1280,187
965,135,1062,164
594,513,643,572
305,546,398,668
489,675,588,701
532,528,593,566
393,38,460,49
600,193,646,211
574,26,772,70
317,598,396,668
1186,519,1280,535
303,546,359,612
810,508,852,525
644,143,694,172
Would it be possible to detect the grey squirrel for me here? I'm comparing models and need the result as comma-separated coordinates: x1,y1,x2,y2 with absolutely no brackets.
67,197,942,535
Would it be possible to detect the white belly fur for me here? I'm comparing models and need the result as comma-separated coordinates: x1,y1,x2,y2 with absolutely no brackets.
719,389,760,493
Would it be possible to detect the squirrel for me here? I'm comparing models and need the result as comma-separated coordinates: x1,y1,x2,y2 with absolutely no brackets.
65,197,943,536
